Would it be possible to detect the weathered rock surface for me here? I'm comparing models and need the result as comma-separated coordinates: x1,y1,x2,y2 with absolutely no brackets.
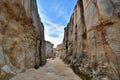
55,44,63,58
45,41,54,58
60,0,120,80
0,0,46,79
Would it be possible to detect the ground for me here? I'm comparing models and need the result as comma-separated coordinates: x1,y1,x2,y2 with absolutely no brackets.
10,58,80,80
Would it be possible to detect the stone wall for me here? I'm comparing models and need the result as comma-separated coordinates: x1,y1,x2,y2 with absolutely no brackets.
60,0,120,80
0,0,46,79
45,41,54,58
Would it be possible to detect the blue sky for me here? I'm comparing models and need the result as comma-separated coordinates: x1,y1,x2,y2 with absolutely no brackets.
37,0,77,47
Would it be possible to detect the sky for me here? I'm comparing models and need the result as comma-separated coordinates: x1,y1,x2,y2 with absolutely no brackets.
37,0,77,47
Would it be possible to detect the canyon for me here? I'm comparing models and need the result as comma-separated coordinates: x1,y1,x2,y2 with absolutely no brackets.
0,0,120,80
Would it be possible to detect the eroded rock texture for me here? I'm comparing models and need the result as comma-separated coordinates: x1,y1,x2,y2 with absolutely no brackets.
45,41,54,58
60,0,120,80
55,44,63,58
0,0,46,79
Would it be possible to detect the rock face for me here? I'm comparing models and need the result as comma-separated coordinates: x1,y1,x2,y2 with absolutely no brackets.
55,44,63,58
60,0,120,80
45,41,54,58
0,0,46,79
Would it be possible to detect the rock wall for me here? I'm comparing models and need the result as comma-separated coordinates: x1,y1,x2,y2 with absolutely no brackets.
45,41,54,58
55,44,63,58
60,0,120,80
0,0,46,79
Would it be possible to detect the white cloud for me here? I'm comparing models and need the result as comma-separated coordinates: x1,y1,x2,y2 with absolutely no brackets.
39,12,65,47
37,2,68,48
53,3,70,21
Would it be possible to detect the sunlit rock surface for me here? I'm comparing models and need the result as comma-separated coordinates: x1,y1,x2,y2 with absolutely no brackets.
0,0,46,79
55,44,63,58
59,0,120,80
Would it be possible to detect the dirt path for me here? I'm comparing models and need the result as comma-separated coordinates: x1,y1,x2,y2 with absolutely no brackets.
10,58,80,80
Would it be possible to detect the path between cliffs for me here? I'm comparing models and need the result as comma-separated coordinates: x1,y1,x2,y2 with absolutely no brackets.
10,58,80,80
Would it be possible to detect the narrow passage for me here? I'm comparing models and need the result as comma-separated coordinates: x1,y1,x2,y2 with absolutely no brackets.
10,58,80,80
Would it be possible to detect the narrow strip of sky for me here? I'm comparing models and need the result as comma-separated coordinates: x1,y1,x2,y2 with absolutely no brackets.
37,0,77,47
